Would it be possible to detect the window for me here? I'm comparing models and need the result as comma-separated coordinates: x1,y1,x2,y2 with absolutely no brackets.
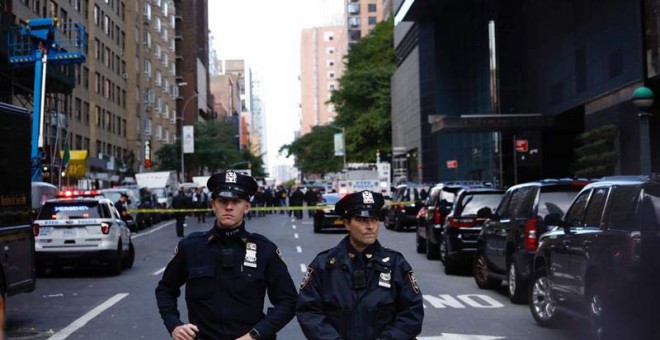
604,185,640,230
84,102,90,124
75,98,82,121
95,106,102,126
584,188,608,228
564,190,590,227
94,5,100,25
155,17,161,33
368,3,377,12
324,31,334,42
94,72,101,93
327,60,335,67
368,16,377,25
326,47,335,55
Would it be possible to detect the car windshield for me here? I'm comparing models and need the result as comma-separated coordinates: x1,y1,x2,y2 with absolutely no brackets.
459,193,504,216
38,202,102,219
322,194,342,205
102,191,122,203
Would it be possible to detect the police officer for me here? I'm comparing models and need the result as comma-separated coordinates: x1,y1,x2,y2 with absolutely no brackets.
296,190,424,340
114,193,135,232
155,171,298,340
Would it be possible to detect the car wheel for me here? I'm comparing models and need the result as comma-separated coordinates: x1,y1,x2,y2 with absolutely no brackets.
508,261,529,304
473,251,501,289
108,242,123,276
313,223,320,233
588,282,613,340
122,242,135,269
529,267,561,327
440,238,457,274
416,233,426,253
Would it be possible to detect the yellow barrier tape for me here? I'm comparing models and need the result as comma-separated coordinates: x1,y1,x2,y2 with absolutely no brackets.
127,201,419,213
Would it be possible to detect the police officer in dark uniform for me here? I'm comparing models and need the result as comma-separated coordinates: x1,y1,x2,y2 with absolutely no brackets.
296,190,424,340
155,171,298,340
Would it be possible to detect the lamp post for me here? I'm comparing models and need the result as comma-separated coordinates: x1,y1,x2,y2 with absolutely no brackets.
180,93,198,182
632,86,654,174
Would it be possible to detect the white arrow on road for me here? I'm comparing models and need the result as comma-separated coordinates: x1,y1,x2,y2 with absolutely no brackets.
419,334,504,340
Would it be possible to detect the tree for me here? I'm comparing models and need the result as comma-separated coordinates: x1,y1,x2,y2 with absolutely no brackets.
281,18,395,174
573,125,618,178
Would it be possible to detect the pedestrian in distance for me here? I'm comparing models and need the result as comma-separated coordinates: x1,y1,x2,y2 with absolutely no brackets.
304,187,321,218
171,188,189,237
289,186,304,220
194,186,208,223
155,171,298,340
296,190,424,340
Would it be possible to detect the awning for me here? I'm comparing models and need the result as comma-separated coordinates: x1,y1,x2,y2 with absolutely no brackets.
428,114,555,133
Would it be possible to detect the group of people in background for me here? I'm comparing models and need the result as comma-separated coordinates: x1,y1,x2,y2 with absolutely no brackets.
249,185,323,219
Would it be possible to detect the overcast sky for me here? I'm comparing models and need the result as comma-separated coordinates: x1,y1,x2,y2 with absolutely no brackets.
207,0,344,170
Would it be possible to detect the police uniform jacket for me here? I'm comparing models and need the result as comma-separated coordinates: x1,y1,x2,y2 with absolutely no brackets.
155,223,297,339
296,236,424,340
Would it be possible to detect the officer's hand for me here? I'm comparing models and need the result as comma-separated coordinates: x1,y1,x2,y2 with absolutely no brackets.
172,324,199,340
235,333,255,340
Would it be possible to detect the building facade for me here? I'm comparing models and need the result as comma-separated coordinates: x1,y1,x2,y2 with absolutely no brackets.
393,0,660,185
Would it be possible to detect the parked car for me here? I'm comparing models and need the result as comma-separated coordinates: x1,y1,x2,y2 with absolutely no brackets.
529,176,660,339
440,187,505,274
100,188,139,232
33,191,135,275
313,193,345,233
383,184,425,231
416,183,468,260
474,179,589,303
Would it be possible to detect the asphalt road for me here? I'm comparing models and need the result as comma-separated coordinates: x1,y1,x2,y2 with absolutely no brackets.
6,213,588,339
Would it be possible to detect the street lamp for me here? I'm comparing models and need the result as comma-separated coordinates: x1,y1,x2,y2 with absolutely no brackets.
632,86,654,174
180,93,198,182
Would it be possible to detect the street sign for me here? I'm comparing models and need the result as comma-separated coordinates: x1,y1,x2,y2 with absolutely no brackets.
446,160,458,169
515,139,528,153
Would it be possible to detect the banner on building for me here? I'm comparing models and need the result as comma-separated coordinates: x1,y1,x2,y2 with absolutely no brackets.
59,150,88,178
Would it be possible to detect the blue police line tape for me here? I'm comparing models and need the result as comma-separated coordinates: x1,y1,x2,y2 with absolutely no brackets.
128,201,417,213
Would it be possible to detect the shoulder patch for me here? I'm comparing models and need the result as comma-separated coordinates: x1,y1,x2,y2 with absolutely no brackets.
275,248,287,266
407,271,420,294
300,265,314,290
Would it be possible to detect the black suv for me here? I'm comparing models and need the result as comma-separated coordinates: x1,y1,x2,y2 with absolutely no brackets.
529,176,660,339
440,187,504,274
474,179,589,303
416,183,456,260
383,184,425,231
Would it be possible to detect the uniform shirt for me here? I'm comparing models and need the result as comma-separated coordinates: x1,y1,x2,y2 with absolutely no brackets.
296,237,424,340
155,223,298,339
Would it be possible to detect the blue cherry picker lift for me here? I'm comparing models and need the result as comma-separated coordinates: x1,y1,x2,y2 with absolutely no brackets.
7,17,86,182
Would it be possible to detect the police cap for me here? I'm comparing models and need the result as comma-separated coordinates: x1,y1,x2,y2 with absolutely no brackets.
207,171,258,200
335,190,384,218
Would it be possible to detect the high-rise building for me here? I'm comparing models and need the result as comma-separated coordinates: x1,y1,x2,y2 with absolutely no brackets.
346,0,386,45
300,26,347,135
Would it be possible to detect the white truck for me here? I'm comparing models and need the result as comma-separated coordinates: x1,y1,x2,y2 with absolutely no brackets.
335,163,391,197
135,171,178,217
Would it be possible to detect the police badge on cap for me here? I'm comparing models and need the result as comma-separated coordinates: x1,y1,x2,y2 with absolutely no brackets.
207,171,258,200
335,190,385,218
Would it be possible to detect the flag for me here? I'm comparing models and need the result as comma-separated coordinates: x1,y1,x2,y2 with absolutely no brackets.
61,143,70,171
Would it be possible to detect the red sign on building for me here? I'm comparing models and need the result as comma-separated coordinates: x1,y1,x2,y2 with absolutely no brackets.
515,139,529,153
446,160,458,169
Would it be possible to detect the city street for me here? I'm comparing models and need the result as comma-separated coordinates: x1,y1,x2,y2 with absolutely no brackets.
7,213,583,339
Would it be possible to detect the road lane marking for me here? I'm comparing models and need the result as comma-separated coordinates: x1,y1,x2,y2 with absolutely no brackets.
131,221,175,239
153,267,166,276
294,233,299,239
418,334,504,340
300,264,307,273
423,294,504,309
296,246,302,253
48,293,129,340
292,225,297,229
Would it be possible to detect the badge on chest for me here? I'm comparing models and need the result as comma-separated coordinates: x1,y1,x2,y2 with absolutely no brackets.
378,271,392,288
244,242,258,268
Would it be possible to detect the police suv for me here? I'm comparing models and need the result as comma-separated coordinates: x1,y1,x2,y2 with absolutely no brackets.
33,189,135,275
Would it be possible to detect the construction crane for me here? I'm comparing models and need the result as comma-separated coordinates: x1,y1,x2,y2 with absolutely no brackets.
7,17,87,182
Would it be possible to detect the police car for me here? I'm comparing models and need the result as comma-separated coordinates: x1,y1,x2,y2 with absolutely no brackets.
32,189,135,275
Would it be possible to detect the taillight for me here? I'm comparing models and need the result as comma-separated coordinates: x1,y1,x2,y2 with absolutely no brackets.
433,209,441,225
449,217,476,228
524,218,538,250
101,222,112,234
32,224,40,236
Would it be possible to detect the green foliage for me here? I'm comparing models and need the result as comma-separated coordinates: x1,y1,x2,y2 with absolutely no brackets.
573,125,618,178
281,18,395,174
154,120,266,177
279,125,344,177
